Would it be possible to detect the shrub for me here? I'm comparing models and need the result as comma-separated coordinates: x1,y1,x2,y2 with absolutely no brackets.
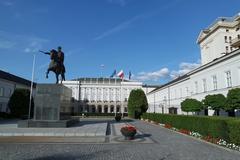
202,94,226,116
128,89,148,118
226,88,240,117
0,112,15,119
181,98,203,114
8,89,34,118
115,114,121,122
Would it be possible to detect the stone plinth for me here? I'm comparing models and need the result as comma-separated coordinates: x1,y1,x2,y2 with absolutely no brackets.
34,84,72,121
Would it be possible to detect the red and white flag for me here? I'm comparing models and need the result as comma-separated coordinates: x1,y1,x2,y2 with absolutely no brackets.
117,70,124,79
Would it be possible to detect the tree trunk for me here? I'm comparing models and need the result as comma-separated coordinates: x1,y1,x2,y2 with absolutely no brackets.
204,109,208,116
228,109,235,117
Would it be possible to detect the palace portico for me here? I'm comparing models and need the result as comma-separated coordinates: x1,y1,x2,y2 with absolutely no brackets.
63,78,155,114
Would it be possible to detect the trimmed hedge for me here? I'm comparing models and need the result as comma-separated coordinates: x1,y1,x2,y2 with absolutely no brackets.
142,113,240,145
227,120,240,145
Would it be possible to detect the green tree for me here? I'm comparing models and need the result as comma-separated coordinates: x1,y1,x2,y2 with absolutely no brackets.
226,88,240,117
128,89,148,119
181,98,203,114
202,94,226,116
8,89,34,118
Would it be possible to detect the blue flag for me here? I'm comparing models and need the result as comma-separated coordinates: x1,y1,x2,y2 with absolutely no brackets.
110,69,117,78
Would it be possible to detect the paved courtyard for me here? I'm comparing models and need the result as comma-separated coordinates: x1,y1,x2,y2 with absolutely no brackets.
0,119,239,160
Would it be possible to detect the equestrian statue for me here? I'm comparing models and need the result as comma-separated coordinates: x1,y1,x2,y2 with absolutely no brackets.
40,46,66,84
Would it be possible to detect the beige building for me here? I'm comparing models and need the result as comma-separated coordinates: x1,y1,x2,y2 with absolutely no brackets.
147,12,240,116
63,78,156,114
198,13,240,65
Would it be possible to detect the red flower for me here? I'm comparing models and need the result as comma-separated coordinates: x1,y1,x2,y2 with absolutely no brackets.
120,125,137,138
179,129,190,135
164,124,172,129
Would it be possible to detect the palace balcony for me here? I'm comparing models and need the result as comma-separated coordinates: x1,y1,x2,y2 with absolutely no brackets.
231,35,240,48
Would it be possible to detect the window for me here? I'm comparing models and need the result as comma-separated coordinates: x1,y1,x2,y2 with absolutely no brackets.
124,107,127,112
212,75,217,90
110,106,114,113
229,36,232,43
226,71,232,88
226,29,229,32
0,87,4,97
195,81,198,94
236,27,239,31
116,106,120,113
230,47,233,52
202,79,207,92
224,36,228,43
226,46,229,53
0,103,2,112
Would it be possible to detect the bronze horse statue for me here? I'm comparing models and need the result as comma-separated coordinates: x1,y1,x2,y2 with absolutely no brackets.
40,49,66,84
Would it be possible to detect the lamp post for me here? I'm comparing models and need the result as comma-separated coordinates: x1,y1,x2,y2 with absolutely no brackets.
28,53,36,121
153,93,156,113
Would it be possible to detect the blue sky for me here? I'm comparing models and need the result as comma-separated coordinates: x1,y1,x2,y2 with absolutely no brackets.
0,0,240,84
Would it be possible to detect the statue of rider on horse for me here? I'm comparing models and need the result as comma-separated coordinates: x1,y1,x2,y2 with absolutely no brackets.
40,46,66,84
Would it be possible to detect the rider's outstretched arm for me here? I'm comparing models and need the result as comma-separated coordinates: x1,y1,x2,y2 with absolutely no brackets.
39,50,50,55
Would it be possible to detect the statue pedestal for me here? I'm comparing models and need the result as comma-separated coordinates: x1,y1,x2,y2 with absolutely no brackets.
18,84,78,128
34,84,72,121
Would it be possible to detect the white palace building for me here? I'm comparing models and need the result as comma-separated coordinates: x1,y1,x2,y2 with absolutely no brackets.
147,13,240,116
63,78,155,114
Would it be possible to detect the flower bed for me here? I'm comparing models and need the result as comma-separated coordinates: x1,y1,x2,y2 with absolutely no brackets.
142,113,240,145
164,124,172,129
142,116,240,152
179,129,190,135
120,125,137,140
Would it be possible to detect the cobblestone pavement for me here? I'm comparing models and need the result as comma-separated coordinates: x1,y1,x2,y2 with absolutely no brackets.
0,120,240,160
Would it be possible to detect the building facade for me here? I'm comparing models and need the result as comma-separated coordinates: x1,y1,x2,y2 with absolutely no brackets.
0,70,36,113
198,13,240,65
63,78,155,114
147,13,240,116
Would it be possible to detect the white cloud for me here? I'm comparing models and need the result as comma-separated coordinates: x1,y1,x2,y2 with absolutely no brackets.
132,61,200,83
133,68,169,81
170,62,200,79
0,30,49,53
95,1,181,41
94,15,141,40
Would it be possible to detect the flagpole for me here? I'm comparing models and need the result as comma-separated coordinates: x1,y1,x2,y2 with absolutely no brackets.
115,76,117,117
120,77,123,118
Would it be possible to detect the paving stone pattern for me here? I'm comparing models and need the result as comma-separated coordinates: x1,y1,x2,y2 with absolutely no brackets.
0,120,240,160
